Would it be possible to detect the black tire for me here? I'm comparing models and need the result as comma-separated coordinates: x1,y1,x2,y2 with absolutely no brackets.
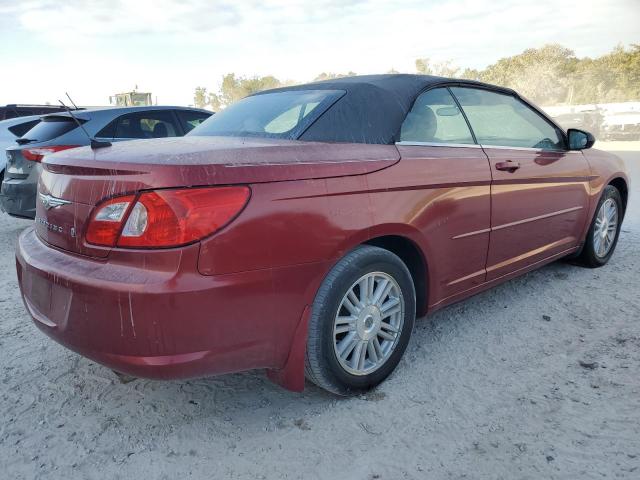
577,185,623,268
305,245,416,395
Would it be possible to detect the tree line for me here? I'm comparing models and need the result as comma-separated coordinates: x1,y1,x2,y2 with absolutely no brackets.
194,44,640,109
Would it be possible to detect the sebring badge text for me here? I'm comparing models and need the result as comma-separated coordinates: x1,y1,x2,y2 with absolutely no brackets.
35,217,65,234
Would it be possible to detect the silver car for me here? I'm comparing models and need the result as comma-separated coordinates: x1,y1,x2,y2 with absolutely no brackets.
1,106,212,218
0,116,41,181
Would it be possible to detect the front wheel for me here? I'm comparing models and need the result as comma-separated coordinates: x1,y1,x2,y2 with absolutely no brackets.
578,185,623,268
305,245,416,395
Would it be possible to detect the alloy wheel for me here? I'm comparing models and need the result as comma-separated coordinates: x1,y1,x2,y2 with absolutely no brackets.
332,272,405,376
593,198,618,258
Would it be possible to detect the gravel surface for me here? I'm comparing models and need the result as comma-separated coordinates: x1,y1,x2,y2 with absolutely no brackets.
1,144,639,480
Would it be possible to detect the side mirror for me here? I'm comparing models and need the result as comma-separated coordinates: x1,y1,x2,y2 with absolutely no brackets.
568,129,595,150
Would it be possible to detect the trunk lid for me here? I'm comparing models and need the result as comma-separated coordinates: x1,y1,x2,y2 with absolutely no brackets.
37,136,399,257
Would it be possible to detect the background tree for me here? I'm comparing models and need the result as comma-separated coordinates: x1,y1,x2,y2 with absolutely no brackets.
208,74,283,110
313,71,357,81
193,86,208,108
415,58,461,78
195,44,640,110
415,44,640,105
478,44,575,105
570,44,640,103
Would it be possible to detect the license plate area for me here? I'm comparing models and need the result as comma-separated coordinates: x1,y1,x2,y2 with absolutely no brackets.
23,270,72,328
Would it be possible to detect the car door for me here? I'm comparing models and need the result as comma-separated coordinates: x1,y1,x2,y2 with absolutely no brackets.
375,87,492,304
450,87,591,281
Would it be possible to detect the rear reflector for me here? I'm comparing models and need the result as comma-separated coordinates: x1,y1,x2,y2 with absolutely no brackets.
22,145,79,162
86,187,250,248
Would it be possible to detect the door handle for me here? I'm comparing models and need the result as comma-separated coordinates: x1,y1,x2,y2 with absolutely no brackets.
495,160,520,172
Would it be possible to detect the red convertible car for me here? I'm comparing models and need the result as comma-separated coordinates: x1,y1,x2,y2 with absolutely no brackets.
16,75,628,395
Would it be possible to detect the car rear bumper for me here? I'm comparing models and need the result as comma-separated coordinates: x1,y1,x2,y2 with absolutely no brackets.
16,227,326,381
0,177,36,218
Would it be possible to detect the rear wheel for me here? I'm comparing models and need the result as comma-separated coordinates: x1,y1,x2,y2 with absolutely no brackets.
305,245,416,395
577,185,623,268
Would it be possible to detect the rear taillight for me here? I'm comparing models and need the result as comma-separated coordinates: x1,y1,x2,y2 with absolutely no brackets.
22,145,79,162
85,195,136,247
86,187,251,248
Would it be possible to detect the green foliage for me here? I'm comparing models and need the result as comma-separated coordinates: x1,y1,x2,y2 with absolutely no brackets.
569,44,640,103
479,44,575,104
207,74,283,110
415,58,461,78
196,45,639,110
193,86,208,109
314,72,357,81
416,44,640,105
198,72,358,110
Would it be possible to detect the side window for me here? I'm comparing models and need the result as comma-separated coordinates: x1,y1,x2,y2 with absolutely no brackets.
176,110,212,134
95,119,117,139
114,111,180,139
400,88,475,144
450,87,564,150
8,120,39,138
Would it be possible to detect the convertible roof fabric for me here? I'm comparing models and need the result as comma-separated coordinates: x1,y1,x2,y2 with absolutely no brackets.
254,74,512,145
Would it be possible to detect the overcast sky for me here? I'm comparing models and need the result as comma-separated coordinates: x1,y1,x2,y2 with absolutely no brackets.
0,0,638,106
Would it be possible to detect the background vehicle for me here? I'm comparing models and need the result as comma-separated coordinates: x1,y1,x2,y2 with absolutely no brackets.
551,108,604,139
109,90,154,107
0,116,40,182
0,104,78,121
1,106,211,218
601,111,640,140
15,75,628,396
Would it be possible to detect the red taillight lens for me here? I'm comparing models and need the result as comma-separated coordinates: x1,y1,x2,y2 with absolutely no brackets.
22,145,79,162
86,187,250,248
85,195,136,247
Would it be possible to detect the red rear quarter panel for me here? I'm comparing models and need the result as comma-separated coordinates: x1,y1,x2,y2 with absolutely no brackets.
199,144,493,311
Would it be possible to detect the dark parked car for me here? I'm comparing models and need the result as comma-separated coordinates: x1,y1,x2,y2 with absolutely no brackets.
0,116,41,181
0,104,77,121
16,75,628,395
1,106,211,218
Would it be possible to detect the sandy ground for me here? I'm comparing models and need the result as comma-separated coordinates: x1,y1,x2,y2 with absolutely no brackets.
1,143,639,480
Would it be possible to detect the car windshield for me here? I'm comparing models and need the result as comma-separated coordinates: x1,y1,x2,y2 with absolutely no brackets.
189,89,344,140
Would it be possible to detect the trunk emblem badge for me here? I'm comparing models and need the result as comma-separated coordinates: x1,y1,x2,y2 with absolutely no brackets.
39,193,71,210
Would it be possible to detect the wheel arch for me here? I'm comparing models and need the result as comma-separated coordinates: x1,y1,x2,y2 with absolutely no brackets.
363,234,429,317
268,228,430,392
609,177,628,215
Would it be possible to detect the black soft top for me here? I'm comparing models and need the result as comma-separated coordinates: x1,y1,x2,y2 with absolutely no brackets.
254,74,514,145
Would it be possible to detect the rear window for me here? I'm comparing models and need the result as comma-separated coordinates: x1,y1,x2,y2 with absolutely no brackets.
189,90,344,140
8,119,40,138
20,117,80,142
